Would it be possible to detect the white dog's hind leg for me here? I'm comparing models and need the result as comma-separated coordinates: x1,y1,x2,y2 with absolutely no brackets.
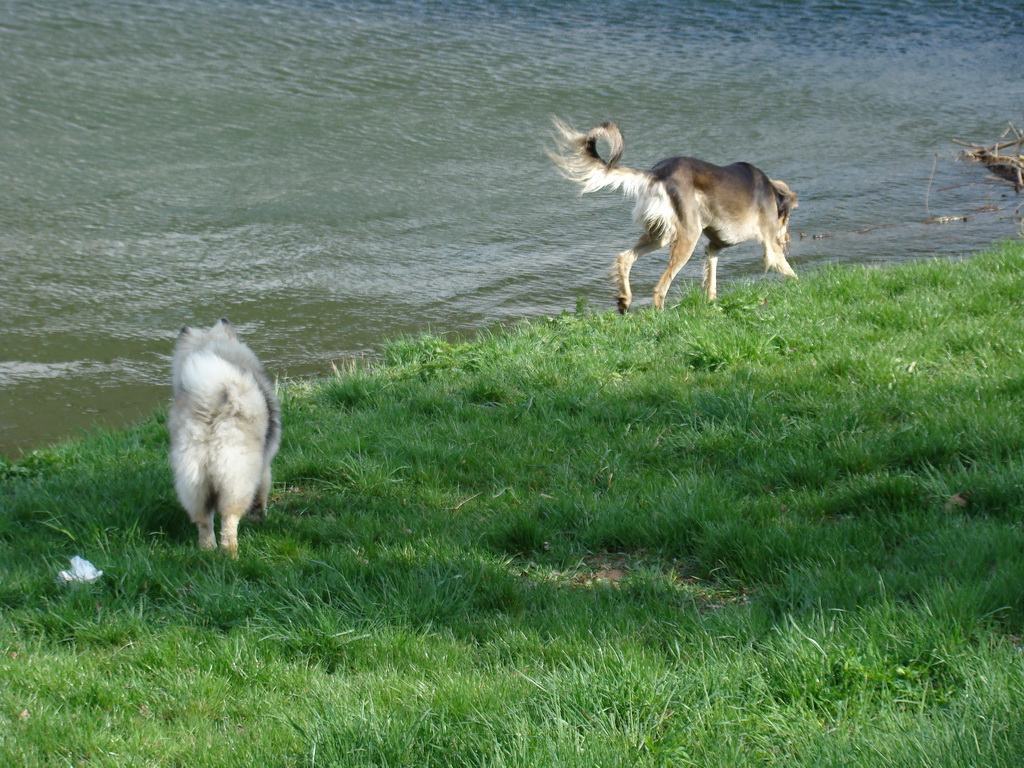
174,471,217,549
218,498,250,559
194,509,216,551
181,488,216,549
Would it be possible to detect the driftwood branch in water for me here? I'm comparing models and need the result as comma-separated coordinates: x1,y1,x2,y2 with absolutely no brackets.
798,204,1008,241
798,126,1023,241
955,122,1024,192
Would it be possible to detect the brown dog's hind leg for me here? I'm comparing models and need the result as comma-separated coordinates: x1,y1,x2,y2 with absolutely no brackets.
615,247,637,313
615,231,664,313
652,223,700,309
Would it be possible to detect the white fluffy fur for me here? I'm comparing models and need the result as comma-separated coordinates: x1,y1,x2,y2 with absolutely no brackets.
168,319,280,558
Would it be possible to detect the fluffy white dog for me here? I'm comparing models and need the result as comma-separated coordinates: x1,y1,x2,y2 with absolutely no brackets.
168,318,281,557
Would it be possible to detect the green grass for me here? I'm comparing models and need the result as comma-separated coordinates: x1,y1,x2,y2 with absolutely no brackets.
4,241,1024,766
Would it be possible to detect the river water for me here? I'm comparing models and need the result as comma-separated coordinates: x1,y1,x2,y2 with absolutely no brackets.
2,0,1022,456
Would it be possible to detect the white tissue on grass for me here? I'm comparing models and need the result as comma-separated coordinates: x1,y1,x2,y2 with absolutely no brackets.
59,556,103,583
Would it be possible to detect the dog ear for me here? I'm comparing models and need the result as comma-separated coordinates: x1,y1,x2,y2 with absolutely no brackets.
771,180,798,222
216,317,238,340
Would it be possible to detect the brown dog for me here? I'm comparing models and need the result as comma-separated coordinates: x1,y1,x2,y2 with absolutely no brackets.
550,119,798,312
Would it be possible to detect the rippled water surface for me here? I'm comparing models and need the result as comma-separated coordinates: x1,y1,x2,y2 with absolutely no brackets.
2,0,1022,455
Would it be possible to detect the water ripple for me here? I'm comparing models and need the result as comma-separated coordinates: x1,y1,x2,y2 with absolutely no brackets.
1,0,1022,453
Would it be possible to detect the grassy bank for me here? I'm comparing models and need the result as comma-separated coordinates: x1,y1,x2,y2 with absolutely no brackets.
3,241,1024,766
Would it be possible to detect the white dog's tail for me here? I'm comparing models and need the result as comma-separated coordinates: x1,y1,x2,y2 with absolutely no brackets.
178,351,270,436
549,118,676,239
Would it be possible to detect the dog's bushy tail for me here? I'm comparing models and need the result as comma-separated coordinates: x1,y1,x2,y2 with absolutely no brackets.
178,352,269,432
548,119,654,197
549,118,675,238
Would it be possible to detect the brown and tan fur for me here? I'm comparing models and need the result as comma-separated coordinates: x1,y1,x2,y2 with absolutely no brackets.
549,119,799,312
